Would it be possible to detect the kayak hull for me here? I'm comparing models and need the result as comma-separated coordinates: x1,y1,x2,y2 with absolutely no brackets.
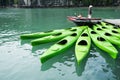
20,29,67,39
96,24,120,38
101,22,120,33
75,28,91,64
88,28,118,59
93,25,120,46
40,26,87,63
31,27,80,46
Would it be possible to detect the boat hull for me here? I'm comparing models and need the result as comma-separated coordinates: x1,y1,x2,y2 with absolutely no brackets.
67,16,101,26
20,29,68,39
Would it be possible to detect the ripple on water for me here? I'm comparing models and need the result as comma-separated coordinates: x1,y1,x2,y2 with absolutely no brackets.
63,61,73,67
79,50,117,80
33,49,47,56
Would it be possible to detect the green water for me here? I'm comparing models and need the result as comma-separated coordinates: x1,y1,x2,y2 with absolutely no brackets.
0,7,120,80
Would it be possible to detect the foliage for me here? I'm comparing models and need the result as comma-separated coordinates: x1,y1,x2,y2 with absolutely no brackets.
0,0,119,7
14,0,18,4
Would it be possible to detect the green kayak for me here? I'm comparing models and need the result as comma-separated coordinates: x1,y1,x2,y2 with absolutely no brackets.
88,28,118,59
93,25,120,46
96,24,120,38
75,28,91,65
100,22,120,33
20,27,76,39
101,22,111,27
40,26,87,63
31,27,80,46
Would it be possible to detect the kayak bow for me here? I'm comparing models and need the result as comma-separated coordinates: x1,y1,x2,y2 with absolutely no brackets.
31,27,80,46
40,26,87,63
75,28,91,65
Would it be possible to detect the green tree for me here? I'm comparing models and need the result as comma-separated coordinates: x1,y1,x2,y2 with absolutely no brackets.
14,0,18,4
81,0,91,6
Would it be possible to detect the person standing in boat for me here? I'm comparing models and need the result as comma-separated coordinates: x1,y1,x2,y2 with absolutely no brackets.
88,5,93,18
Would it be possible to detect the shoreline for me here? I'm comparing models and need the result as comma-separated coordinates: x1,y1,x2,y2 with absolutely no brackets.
0,5,120,9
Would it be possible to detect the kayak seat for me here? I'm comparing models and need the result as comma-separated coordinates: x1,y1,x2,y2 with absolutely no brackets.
44,30,53,33
117,25,120,28
97,28,102,30
112,30,119,34
113,27,118,29
97,37,105,41
57,39,67,45
70,33,77,36
70,29,77,31
91,31,97,34
52,33,62,36
97,22,101,24
78,40,87,45
104,32,112,36
102,27,107,29
81,33,88,37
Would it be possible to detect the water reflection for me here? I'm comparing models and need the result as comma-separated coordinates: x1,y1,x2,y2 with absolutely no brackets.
39,42,120,80
74,44,98,76
41,46,74,71
89,44,117,80
75,55,88,76
20,39,33,45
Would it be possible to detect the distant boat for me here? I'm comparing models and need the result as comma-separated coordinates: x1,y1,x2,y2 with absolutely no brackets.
67,16,101,26
67,5,101,26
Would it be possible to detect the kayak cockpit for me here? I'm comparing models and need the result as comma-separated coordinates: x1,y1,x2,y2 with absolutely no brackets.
70,33,77,36
97,28,102,30
104,32,112,36
97,37,105,41
57,39,67,45
52,33,62,36
102,27,107,29
112,30,119,34
70,29,77,31
78,40,88,45
91,31,97,34
81,33,88,37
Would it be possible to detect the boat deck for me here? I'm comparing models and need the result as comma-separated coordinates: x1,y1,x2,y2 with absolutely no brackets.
103,19,120,26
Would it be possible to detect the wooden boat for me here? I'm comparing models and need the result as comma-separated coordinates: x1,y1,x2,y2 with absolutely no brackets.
67,16,101,26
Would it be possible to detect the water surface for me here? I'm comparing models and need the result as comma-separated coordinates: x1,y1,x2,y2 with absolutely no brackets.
0,7,120,80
